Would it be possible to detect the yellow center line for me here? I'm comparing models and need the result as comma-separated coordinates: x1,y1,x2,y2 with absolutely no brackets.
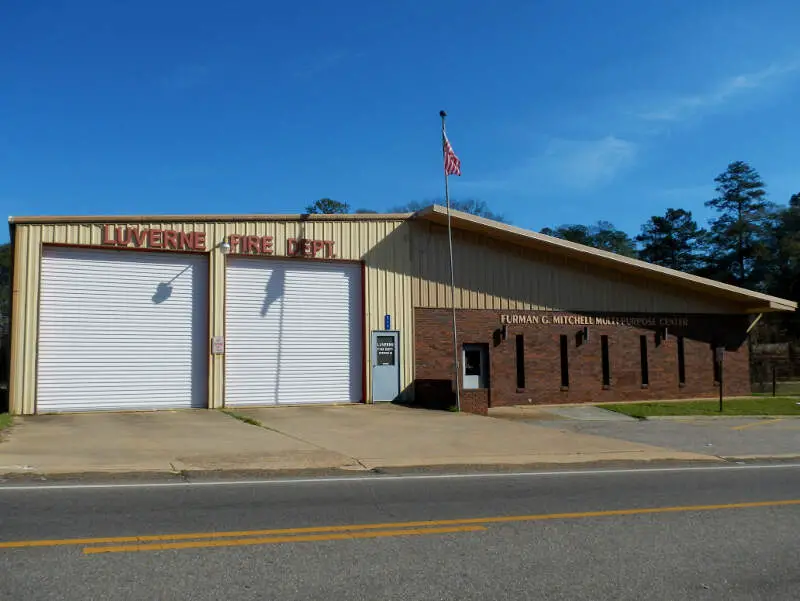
732,418,785,431
83,526,487,554
2,498,799,552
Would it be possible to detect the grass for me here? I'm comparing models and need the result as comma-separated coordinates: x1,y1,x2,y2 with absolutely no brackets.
0,413,12,431
752,382,800,396
220,410,263,427
601,396,800,418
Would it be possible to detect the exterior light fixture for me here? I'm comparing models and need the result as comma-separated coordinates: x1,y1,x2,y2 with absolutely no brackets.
219,239,231,255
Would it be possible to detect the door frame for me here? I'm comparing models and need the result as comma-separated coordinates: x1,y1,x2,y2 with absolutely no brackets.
371,330,400,402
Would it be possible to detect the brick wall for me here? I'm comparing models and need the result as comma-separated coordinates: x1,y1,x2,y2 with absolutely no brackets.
414,308,751,411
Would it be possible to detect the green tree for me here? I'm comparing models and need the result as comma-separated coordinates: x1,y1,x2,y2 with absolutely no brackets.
541,221,636,257
0,243,10,318
705,161,773,286
305,198,350,214
390,199,508,223
636,208,706,272
540,224,594,246
762,193,800,339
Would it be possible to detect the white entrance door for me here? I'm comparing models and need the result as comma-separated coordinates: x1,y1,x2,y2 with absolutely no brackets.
36,247,209,413
225,258,363,406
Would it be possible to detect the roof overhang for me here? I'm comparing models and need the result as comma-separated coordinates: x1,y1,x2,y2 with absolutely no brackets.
8,212,412,224
413,204,797,314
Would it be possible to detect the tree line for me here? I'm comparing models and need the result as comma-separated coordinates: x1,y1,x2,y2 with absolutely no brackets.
306,161,800,342
538,161,799,342
0,160,796,342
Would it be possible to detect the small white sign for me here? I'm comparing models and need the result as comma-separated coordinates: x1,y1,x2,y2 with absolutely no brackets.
211,336,225,355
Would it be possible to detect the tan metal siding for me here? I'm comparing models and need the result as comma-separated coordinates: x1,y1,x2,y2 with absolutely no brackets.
10,216,750,415
9,219,415,415
410,221,745,314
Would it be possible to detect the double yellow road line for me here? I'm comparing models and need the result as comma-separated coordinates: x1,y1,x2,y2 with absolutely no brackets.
0,498,798,555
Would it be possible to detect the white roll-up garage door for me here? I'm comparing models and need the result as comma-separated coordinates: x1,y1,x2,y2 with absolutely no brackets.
36,247,209,413
225,258,362,406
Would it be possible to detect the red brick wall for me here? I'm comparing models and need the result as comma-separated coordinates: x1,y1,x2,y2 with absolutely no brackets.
414,309,751,410
461,389,489,415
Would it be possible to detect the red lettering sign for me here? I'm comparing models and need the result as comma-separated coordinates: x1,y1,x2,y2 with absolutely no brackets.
179,231,194,250
132,228,148,247
229,234,241,253
101,224,115,245
148,229,163,248
286,238,336,258
99,225,335,258
164,230,178,250
99,226,207,251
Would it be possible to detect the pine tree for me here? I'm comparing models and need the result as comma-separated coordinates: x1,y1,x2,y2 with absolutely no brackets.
636,208,705,272
705,161,773,286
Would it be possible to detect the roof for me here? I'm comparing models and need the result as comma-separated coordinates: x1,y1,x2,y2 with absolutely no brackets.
8,206,796,313
7,212,412,224
414,205,797,314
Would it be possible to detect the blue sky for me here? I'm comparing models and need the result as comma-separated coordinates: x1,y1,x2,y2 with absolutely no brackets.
3,1,800,243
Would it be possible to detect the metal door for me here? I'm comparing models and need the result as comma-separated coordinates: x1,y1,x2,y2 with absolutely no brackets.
372,331,400,401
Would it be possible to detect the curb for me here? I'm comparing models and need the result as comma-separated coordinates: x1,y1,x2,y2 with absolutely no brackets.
720,454,800,462
0,457,762,485
643,415,800,421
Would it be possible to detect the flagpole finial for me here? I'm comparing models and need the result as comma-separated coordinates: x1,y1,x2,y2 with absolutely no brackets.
439,110,447,118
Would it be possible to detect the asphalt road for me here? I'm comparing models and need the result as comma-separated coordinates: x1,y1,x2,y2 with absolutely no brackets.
533,416,800,458
1,464,800,600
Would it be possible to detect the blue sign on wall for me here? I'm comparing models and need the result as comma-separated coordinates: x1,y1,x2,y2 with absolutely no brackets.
384,314,391,330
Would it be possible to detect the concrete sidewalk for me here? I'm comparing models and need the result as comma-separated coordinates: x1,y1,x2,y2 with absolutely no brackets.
0,404,719,479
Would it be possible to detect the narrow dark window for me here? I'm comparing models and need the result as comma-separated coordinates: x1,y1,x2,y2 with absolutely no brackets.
515,335,525,389
677,336,686,385
601,335,611,387
639,335,649,386
559,335,569,388
712,346,721,383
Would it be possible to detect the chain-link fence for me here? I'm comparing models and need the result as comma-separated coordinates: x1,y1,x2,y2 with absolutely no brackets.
751,344,800,396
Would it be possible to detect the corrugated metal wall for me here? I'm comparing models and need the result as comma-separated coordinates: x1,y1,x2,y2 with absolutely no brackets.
409,221,744,313
9,219,414,414
9,216,746,415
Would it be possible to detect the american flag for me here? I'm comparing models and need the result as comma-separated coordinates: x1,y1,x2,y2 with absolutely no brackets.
443,133,461,176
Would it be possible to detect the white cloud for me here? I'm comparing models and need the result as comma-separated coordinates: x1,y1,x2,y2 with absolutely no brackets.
463,135,638,192
541,136,638,188
640,61,799,122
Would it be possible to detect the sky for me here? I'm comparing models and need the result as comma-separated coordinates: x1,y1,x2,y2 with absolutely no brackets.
3,1,800,244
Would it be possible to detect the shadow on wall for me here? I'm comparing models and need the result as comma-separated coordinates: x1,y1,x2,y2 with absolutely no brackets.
262,267,286,405
151,265,191,305
361,220,750,316
261,268,286,316
148,261,206,408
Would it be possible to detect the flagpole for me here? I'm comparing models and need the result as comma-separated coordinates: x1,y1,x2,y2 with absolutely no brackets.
440,110,461,413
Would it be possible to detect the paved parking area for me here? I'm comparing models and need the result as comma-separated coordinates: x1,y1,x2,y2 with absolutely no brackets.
0,404,718,479
530,416,800,459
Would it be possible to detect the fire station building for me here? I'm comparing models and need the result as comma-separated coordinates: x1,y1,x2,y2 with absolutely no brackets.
7,206,796,415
